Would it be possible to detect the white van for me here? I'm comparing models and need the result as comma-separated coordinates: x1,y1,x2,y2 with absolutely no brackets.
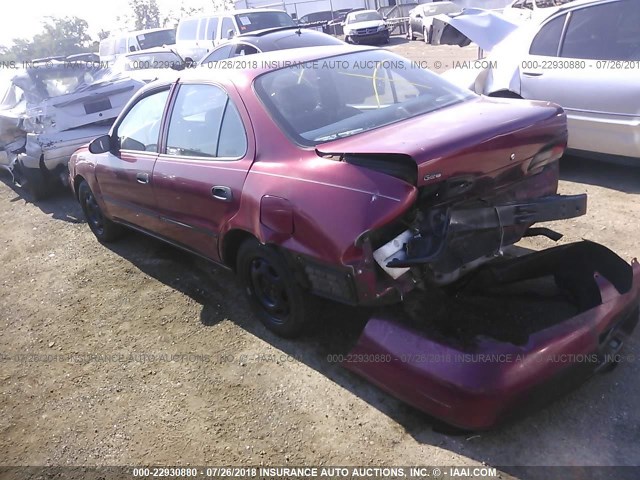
175,9,295,61
99,27,177,65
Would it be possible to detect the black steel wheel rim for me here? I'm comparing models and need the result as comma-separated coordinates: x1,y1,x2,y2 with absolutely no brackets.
249,257,290,323
84,191,104,235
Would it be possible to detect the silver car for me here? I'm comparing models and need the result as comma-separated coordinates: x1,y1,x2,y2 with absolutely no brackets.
443,0,640,162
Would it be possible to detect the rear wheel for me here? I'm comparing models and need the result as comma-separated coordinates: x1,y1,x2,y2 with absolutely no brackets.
407,25,415,40
78,180,123,242
15,164,49,201
237,239,316,338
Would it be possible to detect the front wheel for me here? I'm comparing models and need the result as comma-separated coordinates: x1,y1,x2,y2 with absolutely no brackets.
237,239,316,338
78,180,123,242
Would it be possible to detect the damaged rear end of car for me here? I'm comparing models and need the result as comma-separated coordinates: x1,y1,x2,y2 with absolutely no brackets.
315,97,638,430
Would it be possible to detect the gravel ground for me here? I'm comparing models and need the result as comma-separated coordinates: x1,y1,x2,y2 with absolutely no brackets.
1,38,639,479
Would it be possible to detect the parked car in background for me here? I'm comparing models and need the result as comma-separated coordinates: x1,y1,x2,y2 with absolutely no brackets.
0,61,144,199
343,10,390,44
176,9,296,62
407,1,462,42
503,0,577,23
198,27,343,66
443,0,640,163
111,48,187,83
68,45,640,430
99,28,177,65
297,10,335,24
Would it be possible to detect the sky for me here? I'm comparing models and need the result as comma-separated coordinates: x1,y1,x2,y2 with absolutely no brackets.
0,0,216,47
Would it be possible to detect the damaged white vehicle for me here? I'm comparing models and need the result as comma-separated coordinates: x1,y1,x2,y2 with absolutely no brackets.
0,61,145,199
441,0,640,163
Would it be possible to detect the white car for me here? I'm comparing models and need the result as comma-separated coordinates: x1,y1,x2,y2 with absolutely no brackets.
503,0,577,23
111,48,185,83
343,10,390,45
443,0,640,163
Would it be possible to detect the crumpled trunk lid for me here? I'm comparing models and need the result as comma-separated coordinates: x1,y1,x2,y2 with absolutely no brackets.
317,96,567,192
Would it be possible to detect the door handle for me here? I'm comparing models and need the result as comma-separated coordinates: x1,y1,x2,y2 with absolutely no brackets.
136,172,149,184
211,186,232,202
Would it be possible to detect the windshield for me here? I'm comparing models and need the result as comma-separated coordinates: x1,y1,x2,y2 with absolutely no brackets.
136,29,176,49
255,50,474,146
119,52,182,70
347,12,383,23
536,0,575,6
234,12,295,33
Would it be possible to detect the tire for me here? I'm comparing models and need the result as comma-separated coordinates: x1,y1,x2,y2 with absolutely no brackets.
384,32,390,44
16,165,49,201
78,180,123,242
237,239,316,338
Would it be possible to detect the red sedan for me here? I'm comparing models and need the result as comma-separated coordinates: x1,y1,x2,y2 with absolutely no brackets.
69,45,640,429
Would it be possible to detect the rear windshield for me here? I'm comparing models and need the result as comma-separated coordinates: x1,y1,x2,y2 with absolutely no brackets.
255,50,474,146
234,12,295,33
136,29,176,49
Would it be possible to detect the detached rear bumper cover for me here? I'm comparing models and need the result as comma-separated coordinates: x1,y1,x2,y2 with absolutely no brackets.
345,241,640,430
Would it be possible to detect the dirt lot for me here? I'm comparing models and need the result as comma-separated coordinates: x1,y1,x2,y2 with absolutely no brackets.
1,39,639,478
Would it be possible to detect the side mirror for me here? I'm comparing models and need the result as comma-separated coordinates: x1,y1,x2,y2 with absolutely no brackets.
227,29,235,39
88,134,112,154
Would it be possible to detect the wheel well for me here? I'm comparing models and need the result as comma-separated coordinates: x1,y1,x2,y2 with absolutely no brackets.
222,229,258,271
488,90,523,99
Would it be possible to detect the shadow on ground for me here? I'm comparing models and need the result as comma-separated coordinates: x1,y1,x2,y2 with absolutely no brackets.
0,172,84,223
560,155,640,194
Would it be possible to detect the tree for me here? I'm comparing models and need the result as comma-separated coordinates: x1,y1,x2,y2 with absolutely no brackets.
0,16,92,62
97,29,111,41
130,0,161,30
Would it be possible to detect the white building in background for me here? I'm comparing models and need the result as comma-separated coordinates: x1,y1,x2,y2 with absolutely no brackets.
233,0,512,21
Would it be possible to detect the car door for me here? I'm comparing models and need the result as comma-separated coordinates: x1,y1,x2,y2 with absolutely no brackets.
520,0,640,157
151,82,254,261
94,86,171,230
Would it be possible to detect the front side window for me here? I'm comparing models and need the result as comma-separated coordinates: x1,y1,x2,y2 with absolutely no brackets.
255,50,473,146
529,14,566,56
221,18,235,38
165,84,247,159
560,0,640,60
117,89,169,152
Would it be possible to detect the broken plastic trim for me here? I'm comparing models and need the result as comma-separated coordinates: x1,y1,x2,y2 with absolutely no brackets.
345,241,640,430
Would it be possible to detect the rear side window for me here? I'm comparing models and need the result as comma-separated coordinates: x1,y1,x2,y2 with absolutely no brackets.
560,0,640,60
165,84,247,159
206,17,219,40
232,44,259,57
177,19,198,41
529,14,566,56
201,44,234,64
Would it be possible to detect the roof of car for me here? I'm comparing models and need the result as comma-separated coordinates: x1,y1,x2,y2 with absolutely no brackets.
184,44,374,83
554,0,622,12
229,27,344,50
182,8,288,20
124,47,181,56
